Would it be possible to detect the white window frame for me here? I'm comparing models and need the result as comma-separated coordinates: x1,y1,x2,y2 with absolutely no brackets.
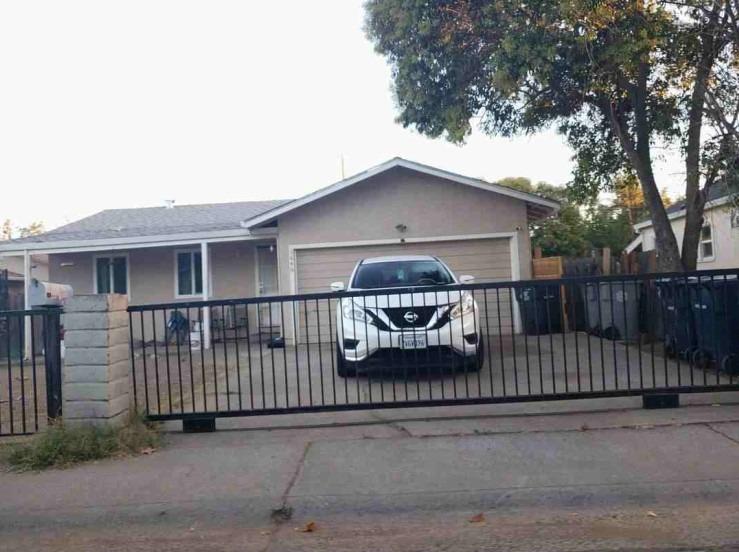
92,253,130,297
698,222,715,262
174,248,207,299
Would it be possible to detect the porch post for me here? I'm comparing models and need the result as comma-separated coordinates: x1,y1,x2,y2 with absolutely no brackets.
201,241,211,349
24,250,32,358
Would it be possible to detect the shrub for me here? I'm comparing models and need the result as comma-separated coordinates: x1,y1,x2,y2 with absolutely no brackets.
1,413,159,471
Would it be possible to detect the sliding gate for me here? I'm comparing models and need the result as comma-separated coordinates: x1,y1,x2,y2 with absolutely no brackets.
127,269,739,427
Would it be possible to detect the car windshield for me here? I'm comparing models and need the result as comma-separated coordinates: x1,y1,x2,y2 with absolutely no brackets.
351,260,455,289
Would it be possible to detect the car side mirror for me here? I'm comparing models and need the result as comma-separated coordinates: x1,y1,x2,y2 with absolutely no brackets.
459,275,475,284
330,281,345,292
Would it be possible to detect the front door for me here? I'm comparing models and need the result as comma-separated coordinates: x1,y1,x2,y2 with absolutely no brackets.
256,245,281,333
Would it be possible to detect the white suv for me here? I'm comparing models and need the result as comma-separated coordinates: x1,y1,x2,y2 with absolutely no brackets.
331,255,483,377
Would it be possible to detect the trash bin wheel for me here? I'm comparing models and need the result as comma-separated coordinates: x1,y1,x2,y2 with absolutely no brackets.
691,349,710,370
720,354,739,376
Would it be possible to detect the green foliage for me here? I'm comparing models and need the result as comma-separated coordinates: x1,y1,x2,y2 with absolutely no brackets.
0,220,11,241
0,220,45,240
366,0,738,268
0,413,159,472
499,177,638,256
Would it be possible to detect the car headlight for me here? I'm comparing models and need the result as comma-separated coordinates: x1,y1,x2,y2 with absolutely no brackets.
449,293,474,320
342,302,368,323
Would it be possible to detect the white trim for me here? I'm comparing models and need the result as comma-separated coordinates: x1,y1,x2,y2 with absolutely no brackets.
243,158,559,229
697,222,716,263
254,243,279,297
92,253,131,299
287,232,517,265
509,234,522,333
200,242,211,350
23,250,31,358
633,195,733,231
624,234,643,254
0,229,275,255
173,248,207,299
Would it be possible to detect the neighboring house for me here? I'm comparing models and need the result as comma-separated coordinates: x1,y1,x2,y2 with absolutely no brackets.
628,184,739,269
0,158,558,343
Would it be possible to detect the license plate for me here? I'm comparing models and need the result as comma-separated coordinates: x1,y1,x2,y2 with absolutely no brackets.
400,334,427,349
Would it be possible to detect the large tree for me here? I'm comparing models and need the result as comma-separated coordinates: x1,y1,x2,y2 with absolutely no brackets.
366,0,739,271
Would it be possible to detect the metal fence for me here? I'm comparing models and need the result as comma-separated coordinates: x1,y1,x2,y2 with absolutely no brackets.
0,308,62,436
0,270,8,312
127,269,739,423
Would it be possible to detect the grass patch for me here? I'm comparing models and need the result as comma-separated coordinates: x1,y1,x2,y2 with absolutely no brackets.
0,413,160,472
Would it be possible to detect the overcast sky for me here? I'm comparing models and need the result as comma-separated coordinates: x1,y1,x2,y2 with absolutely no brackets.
0,1,685,233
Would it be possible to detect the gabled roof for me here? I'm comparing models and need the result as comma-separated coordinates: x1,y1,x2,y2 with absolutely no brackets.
4,200,290,246
634,183,734,230
241,157,559,229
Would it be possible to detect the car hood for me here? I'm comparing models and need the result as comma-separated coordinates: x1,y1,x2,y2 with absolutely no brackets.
342,290,465,309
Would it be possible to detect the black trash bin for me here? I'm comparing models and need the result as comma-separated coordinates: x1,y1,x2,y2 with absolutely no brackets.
516,284,562,335
654,278,697,359
689,276,739,374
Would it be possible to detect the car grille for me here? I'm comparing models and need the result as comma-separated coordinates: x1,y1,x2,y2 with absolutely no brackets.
382,306,439,329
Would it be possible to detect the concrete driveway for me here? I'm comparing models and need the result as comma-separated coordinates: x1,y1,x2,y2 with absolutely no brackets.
131,332,734,417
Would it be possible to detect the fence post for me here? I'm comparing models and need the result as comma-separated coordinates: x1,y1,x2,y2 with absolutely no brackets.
62,295,131,427
43,308,63,420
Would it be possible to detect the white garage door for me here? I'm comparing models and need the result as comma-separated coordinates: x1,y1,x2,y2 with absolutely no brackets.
293,238,516,343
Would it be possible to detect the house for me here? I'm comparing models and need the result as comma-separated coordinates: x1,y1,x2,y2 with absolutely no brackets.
628,184,739,269
0,158,558,345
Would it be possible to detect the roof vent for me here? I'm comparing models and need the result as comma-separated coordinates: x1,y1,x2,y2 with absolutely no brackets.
164,199,176,209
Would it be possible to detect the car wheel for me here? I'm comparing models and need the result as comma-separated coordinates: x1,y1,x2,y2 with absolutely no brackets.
467,336,484,372
336,343,350,378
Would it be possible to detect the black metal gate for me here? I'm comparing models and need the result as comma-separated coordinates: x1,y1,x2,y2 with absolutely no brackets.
0,270,8,312
0,308,62,436
127,269,739,428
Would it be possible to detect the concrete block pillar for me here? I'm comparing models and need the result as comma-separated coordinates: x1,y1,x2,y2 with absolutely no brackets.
62,294,131,427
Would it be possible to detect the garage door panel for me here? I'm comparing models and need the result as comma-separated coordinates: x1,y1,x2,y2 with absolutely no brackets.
295,238,515,342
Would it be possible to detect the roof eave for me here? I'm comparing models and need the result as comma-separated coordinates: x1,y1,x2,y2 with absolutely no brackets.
0,227,275,255
240,157,560,229
633,195,732,231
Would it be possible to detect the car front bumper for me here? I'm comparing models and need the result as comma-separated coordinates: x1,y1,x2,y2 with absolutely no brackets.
337,317,481,363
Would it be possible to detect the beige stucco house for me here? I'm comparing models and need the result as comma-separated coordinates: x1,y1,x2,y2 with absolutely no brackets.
0,158,558,344
629,184,739,269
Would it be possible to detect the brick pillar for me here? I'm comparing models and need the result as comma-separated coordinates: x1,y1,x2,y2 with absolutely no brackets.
62,294,131,427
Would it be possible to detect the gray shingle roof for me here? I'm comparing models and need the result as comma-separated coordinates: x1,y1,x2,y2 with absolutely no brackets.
638,183,732,225
8,200,291,245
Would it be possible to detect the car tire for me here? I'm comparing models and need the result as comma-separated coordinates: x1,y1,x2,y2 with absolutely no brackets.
467,336,484,372
336,343,350,378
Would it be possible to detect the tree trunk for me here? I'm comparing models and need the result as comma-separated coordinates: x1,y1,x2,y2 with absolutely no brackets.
601,65,683,272
631,157,683,272
681,3,719,271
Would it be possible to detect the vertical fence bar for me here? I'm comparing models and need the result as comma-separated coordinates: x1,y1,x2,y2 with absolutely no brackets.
314,298,325,407
495,288,505,397
198,307,207,412
18,313,26,433
128,311,137,414
151,310,162,414
30,314,39,431
280,301,290,409
325,298,336,406
162,309,173,414
6,314,13,431
507,285,519,397
482,289,494,398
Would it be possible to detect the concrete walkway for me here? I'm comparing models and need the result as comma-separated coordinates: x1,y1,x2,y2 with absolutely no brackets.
3,398,739,551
